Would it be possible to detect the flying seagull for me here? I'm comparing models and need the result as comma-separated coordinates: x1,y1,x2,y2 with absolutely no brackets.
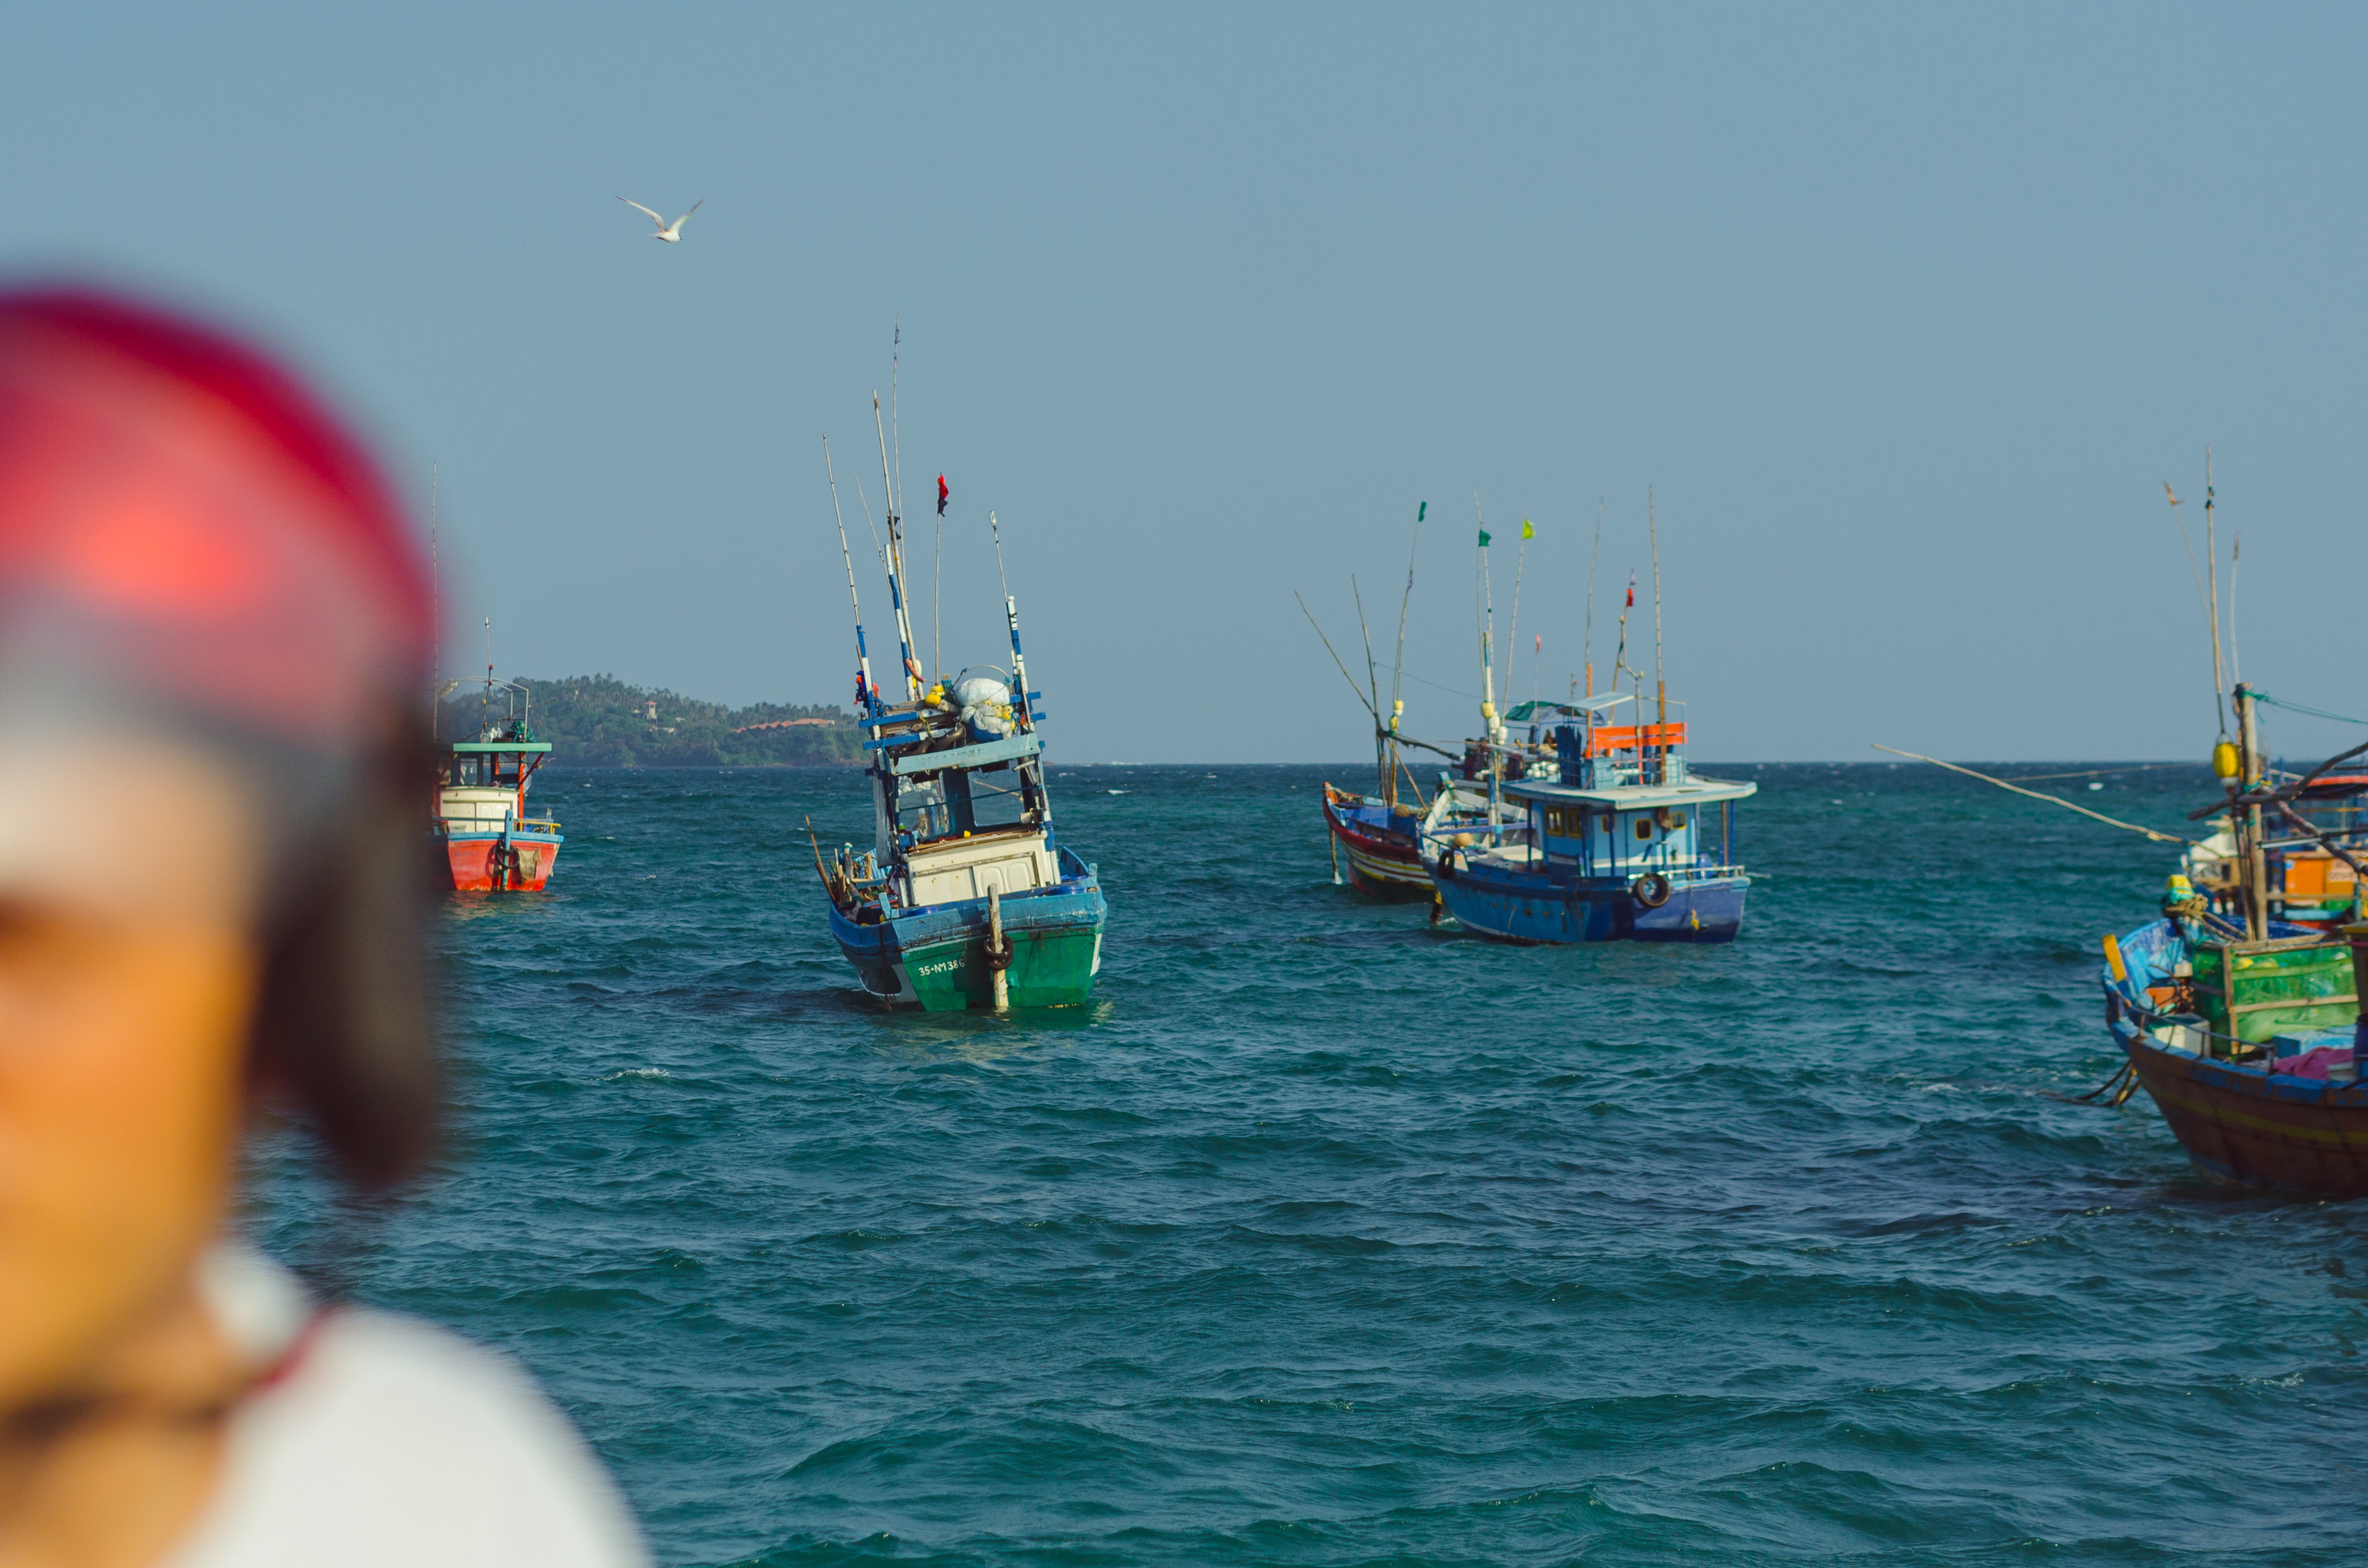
617,197,703,242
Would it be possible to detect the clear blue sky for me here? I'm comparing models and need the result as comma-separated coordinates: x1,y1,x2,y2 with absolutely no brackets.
5,4,2362,763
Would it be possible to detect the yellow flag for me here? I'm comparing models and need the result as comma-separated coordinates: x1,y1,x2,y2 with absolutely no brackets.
1520,518,1535,539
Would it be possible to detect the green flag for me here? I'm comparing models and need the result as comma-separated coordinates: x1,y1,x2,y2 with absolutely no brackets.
1418,501,1427,522
1521,518,1534,539
1477,528,1491,548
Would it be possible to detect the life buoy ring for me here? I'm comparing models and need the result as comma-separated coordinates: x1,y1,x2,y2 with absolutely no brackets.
1632,872,1671,909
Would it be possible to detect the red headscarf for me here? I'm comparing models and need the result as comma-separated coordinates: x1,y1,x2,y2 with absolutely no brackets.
0,291,432,744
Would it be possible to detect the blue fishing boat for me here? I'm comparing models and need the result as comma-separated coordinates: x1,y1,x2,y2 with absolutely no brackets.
1427,693,1754,943
812,420,1105,1011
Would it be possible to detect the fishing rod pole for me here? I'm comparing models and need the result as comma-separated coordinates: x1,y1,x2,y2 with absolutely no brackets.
824,436,877,718
988,512,1033,734
873,391,921,702
1296,591,1463,763
2163,479,2219,733
1353,575,1383,795
895,318,935,686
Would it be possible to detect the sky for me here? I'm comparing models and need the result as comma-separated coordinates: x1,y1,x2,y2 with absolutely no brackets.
3,4,2362,764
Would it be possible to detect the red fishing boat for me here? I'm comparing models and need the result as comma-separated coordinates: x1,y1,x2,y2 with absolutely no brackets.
432,677,563,893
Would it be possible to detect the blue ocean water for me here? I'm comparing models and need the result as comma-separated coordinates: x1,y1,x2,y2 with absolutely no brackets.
247,762,2368,1566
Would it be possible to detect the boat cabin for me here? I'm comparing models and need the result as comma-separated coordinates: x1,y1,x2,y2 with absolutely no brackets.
1490,693,1753,881
858,703,1060,912
439,735,554,833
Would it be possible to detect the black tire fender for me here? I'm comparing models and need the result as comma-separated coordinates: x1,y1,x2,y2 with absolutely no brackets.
1632,872,1672,909
984,932,1015,971
1435,848,1456,881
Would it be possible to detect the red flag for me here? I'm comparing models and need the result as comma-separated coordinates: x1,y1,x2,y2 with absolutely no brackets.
937,474,948,516
1625,572,1635,608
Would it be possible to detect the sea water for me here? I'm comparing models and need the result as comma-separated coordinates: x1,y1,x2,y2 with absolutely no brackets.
245,763,2368,1565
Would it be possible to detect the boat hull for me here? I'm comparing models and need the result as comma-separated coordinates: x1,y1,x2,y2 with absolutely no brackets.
439,827,562,892
829,874,1107,1011
1430,856,1747,944
2104,945,2368,1196
1321,785,1432,899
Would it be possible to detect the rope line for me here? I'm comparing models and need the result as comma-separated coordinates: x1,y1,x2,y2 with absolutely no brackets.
2256,691,2368,727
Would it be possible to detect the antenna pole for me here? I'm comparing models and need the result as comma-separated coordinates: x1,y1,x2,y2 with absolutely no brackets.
1506,523,1524,726
990,513,1032,733
874,393,920,701
1585,494,1602,697
1649,488,1665,783
429,463,440,739
824,437,877,717
2205,447,2227,737
2230,530,2242,686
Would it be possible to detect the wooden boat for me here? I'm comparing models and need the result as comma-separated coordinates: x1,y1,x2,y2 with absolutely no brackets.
432,684,562,892
815,423,1104,1011
2093,682,2368,1194
1428,692,1753,943
2102,914,2367,1196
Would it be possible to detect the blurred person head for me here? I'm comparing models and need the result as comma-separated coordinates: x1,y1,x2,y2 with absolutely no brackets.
0,291,440,1448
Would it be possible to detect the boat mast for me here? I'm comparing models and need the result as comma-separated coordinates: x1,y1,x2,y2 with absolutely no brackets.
1353,575,1383,799
1649,487,1666,785
873,393,921,702
2238,682,2267,941
824,437,877,718
1475,494,1500,830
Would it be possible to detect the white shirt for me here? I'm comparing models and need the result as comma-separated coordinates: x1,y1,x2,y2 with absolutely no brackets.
167,1246,649,1568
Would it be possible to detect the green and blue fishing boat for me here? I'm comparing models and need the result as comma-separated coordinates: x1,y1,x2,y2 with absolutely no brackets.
814,420,1105,1011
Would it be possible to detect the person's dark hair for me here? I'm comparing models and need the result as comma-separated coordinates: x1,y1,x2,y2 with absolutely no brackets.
244,707,445,1191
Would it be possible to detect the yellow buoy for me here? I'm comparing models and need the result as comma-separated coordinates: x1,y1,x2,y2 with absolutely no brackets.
2212,740,2240,780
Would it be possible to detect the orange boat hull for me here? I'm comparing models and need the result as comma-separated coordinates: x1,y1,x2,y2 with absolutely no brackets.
441,830,561,893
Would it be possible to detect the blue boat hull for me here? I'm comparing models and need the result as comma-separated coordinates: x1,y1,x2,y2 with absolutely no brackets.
1429,859,1747,945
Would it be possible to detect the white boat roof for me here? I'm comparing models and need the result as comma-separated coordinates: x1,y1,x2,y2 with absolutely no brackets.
1505,775,1757,808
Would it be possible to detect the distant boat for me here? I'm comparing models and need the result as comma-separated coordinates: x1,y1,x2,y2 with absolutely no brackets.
432,676,562,893
1428,692,1754,943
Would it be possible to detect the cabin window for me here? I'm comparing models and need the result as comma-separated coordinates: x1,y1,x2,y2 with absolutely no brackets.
1634,817,1653,840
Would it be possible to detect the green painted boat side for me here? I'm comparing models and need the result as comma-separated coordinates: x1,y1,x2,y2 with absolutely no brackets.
900,922,1105,1011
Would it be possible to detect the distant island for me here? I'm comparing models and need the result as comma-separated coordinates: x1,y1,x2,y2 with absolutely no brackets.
436,673,860,767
